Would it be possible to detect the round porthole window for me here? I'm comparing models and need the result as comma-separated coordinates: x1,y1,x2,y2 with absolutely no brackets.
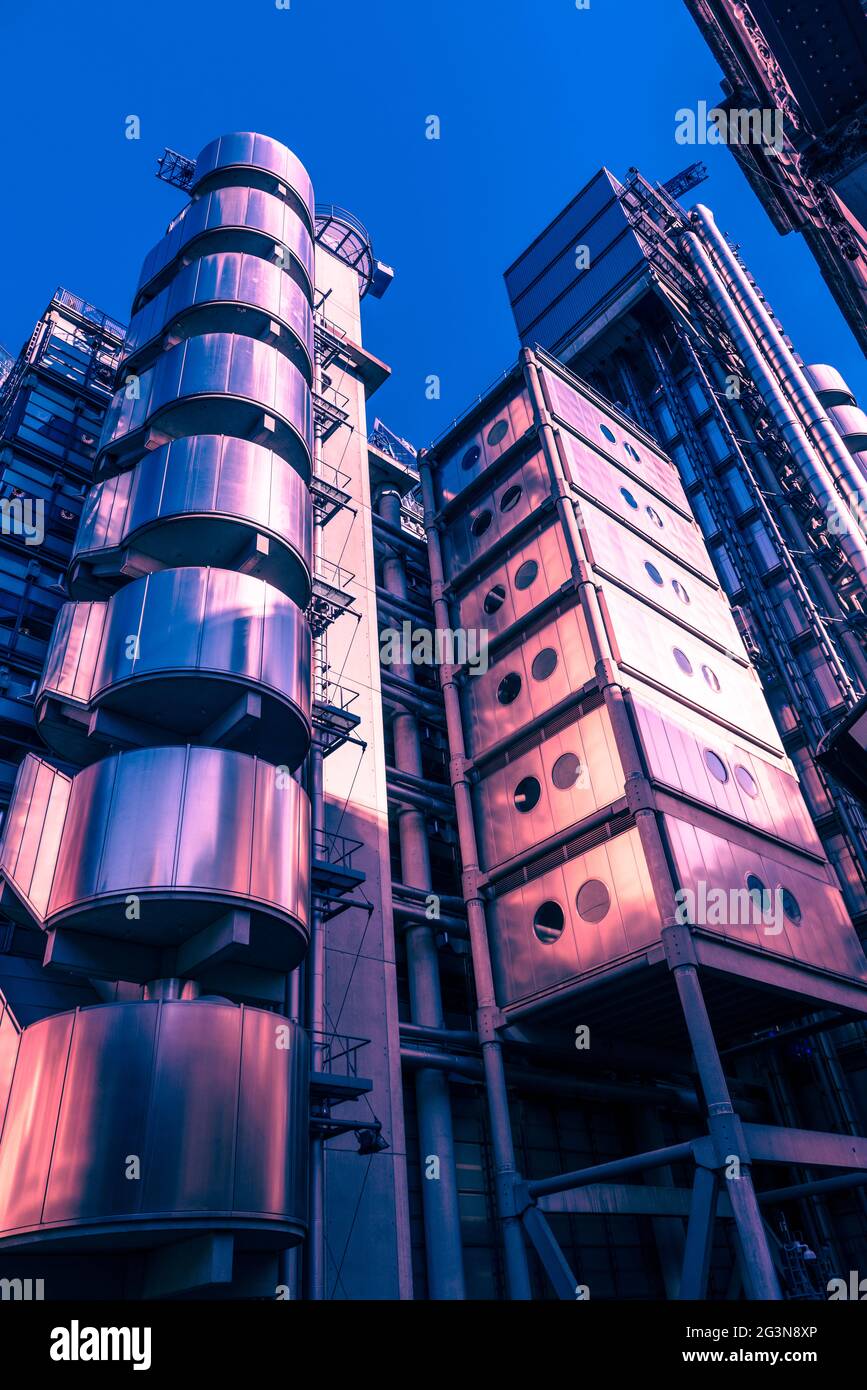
781,888,802,925
704,749,729,784
471,509,493,538
484,584,506,614
735,765,759,798
552,752,583,790
500,484,522,512
646,505,664,529
533,901,565,944
497,672,522,704
461,444,481,471
487,419,509,447
672,579,690,604
514,560,538,590
746,873,771,916
673,647,693,675
620,486,638,510
514,776,541,813
531,648,558,681
702,665,721,692
645,561,664,586
576,879,611,924
600,424,616,443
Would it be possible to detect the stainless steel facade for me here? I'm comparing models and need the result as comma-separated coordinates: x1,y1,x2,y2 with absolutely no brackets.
0,134,317,1288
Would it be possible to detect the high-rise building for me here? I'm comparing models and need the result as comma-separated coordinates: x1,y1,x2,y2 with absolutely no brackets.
1,136,866,1304
683,0,867,353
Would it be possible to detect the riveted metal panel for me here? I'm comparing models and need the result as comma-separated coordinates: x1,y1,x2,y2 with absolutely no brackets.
474,702,624,871
461,604,596,760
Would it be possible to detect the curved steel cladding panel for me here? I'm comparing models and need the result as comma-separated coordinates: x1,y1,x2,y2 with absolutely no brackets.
96,333,313,482
0,749,310,966
191,133,315,234
828,404,867,452
540,366,690,512
474,704,625,872
462,605,596,760
630,683,822,855
488,826,662,1010
122,252,314,384
454,522,572,641
600,583,783,752
36,569,312,767
560,433,718,583
803,363,856,408
72,437,312,607
434,386,535,506
444,450,552,575
0,1001,308,1250
579,499,746,657
664,815,867,983
134,187,315,310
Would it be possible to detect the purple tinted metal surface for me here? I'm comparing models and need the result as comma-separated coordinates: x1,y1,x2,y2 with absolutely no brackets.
434,387,534,505
98,333,313,480
0,1001,308,1248
0,747,310,950
192,132,315,232
123,252,314,383
37,569,312,765
135,187,314,308
72,436,312,606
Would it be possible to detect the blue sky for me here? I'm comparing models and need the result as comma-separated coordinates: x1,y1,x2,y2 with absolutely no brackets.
1,0,864,446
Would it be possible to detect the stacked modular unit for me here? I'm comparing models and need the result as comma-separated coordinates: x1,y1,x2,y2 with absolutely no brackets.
423,349,867,1296
0,134,315,1296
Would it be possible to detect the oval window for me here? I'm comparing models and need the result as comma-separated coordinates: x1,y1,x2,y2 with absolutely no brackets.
781,888,802,925
514,560,538,590
484,584,506,615
673,647,693,675
624,442,641,462
735,765,759,798
531,648,558,681
552,752,583,790
487,419,509,447
645,561,664,586
702,665,721,692
514,776,541,813
497,672,522,705
672,579,690,604
746,873,771,916
500,484,522,512
621,486,638,510
576,879,611,924
533,901,565,944
471,509,493,538
646,506,664,528
600,424,616,443
461,444,481,471
704,749,729,784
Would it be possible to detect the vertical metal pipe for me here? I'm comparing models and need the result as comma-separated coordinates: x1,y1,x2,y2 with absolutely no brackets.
376,486,466,1299
419,463,533,1300
681,232,867,591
